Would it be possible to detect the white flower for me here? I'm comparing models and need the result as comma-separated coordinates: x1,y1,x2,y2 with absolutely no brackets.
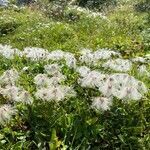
35,88,52,101
67,5,108,20
111,87,127,99
22,66,29,71
0,69,19,86
138,65,150,77
91,97,112,111
47,51,76,68
34,72,66,88
132,57,147,63
0,44,22,59
23,47,49,61
64,53,76,68
93,49,121,60
78,67,147,100
0,105,16,125
112,86,142,100
49,86,66,102
35,86,65,102
34,74,50,88
79,48,121,65
47,50,64,61
76,66,91,77
105,74,147,100
35,85,76,102
125,86,142,100
98,77,114,97
79,49,94,64
44,64,61,75
49,73,66,83
15,90,33,104
103,58,132,72
79,70,108,88
0,85,20,101
137,81,148,94
61,85,76,98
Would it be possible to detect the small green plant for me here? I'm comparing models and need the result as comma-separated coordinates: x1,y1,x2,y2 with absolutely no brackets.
0,19,21,36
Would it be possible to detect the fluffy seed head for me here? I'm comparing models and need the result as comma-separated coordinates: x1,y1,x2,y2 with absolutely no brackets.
91,97,112,111
0,104,16,125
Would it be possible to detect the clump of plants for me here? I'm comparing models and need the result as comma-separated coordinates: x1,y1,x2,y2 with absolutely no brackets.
0,44,149,149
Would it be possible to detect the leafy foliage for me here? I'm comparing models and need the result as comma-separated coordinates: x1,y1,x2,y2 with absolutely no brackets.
76,0,117,10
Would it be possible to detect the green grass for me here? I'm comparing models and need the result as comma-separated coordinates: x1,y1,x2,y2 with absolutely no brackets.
0,0,149,55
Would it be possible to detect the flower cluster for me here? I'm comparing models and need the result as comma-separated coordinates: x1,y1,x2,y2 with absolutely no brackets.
102,58,132,72
137,65,150,77
77,67,107,88
0,45,77,68
22,48,77,68
0,44,21,59
47,50,77,68
0,105,16,125
77,66,147,100
0,69,33,124
35,85,76,102
0,44,149,114
99,73,147,100
0,44,149,72
91,97,112,111
0,69,33,104
23,47,49,61
132,56,150,64
0,69,19,86
79,48,121,65
35,63,76,102
67,5,108,20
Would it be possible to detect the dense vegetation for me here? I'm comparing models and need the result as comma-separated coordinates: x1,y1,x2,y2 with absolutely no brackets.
0,0,149,149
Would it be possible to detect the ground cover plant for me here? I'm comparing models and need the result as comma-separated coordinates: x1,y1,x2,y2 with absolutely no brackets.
0,0,150,149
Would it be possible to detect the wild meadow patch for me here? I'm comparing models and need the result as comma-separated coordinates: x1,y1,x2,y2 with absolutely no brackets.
0,0,150,149
0,43,149,149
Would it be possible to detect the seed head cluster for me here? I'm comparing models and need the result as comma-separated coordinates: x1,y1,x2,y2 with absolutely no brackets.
0,44,149,124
